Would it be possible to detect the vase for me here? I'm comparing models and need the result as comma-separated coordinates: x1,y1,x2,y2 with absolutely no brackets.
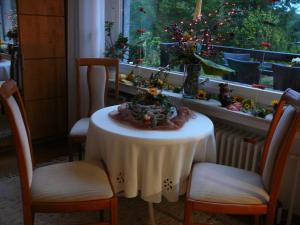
182,64,201,98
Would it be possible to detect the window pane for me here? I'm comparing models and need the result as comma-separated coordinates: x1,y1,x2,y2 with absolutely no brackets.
123,0,300,91
0,0,17,42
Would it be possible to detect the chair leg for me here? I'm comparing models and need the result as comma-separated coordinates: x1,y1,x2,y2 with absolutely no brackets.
184,201,193,225
266,207,276,225
78,143,83,160
68,138,74,162
99,210,104,221
254,215,260,225
110,198,118,225
23,208,34,225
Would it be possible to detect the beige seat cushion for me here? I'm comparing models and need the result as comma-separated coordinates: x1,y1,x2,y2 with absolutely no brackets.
31,161,113,203
189,163,269,205
69,118,90,137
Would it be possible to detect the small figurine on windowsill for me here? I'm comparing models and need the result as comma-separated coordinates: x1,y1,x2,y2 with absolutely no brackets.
219,83,232,107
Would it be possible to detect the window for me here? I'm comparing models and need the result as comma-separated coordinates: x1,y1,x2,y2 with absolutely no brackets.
0,0,17,49
122,0,300,91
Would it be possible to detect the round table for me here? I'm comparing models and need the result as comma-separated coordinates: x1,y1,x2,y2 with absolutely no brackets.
85,105,216,203
0,60,10,81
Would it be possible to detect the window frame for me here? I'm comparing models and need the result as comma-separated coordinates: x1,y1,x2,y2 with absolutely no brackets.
109,0,283,109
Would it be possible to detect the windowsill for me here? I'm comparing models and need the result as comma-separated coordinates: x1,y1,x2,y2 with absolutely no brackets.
117,63,287,132
120,63,283,106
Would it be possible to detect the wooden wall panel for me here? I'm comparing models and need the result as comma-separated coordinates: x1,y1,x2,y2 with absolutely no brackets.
23,59,66,101
18,0,64,16
19,15,65,59
17,0,67,140
25,98,67,139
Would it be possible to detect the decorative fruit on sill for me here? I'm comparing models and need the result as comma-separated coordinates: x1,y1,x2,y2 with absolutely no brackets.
251,84,266,90
227,102,242,112
126,71,135,81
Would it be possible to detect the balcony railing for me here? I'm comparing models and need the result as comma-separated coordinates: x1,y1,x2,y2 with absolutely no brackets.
160,43,300,67
160,43,300,91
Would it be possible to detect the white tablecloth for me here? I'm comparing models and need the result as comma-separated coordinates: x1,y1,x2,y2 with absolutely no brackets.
0,60,10,81
85,105,216,203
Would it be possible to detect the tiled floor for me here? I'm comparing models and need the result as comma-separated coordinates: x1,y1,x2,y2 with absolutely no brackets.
0,138,299,225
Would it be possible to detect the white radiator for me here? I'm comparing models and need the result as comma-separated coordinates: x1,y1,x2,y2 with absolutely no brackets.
215,124,265,172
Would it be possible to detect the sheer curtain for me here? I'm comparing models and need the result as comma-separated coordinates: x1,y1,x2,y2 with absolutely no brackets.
78,0,105,58
68,0,105,128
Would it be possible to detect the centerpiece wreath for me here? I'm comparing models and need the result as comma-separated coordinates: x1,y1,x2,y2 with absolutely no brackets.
109,88,194,130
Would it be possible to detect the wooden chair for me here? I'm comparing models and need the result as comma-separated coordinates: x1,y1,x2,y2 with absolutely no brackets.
184,88,300,225
69,58,119,161
0,80,118,225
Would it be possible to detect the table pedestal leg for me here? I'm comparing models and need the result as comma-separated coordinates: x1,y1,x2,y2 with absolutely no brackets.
148,202,157,225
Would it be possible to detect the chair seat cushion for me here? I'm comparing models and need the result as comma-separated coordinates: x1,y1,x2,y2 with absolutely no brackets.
189,163,269,205
31,161,113,203
69,118,90,137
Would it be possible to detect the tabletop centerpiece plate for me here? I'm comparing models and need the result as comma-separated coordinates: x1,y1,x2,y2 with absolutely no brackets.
109,88,194,130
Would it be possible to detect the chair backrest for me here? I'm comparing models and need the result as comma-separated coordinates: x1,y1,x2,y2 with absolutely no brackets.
0,80,34,208
223,52,251,65
272,63,300,91
76,58,119,119
227,58,260,84
259,89,300,205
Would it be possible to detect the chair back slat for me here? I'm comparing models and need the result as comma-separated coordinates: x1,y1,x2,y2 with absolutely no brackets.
76,58,119,119
88,65,107,115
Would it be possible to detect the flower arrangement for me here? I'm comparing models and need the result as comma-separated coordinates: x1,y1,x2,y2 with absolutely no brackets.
130,88,176,127
197,89,207,100
119,66,182,93
164,22,201,65
241,99,255,112
217,82,274,118
226,96,272,118
291,57,300,66
163,1,242,66
147,66,172,89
